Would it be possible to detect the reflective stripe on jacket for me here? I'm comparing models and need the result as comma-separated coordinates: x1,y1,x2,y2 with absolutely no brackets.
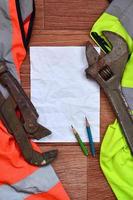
0,1,70,199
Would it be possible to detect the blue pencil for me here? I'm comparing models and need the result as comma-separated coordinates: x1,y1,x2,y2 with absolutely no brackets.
85,117,96,157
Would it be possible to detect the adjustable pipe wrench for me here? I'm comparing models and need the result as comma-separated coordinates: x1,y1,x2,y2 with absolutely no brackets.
0,62,57,166
85,31,133,154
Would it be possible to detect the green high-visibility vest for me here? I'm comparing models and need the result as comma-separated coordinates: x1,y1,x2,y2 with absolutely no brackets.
90,1,133,199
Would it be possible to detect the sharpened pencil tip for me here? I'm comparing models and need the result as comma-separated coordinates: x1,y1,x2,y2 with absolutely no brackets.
71,125,73,129
85,116,90,127
85,116,87,122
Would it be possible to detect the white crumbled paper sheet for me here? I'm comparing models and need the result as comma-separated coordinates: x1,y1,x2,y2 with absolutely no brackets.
30,46,100,142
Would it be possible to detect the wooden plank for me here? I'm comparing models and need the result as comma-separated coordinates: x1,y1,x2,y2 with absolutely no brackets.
30,33,90,46
40,145,88,200
44,0,108,30
34,0,44,29
88,156,116,200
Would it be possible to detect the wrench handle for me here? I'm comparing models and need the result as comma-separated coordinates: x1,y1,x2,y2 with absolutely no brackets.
105,87,133,154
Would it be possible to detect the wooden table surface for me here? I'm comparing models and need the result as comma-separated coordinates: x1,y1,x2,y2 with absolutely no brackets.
21,0,117,199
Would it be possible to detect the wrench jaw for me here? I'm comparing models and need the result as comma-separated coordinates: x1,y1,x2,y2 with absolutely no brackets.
85,43,108,85
42,150,58,165
29,149,58,166
103,31,129,85
86,43,99,67
86,31,129,90
24,122,52,140
103,31,129,56
85,44,101,80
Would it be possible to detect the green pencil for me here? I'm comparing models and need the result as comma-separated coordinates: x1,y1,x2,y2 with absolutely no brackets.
71,125,89,156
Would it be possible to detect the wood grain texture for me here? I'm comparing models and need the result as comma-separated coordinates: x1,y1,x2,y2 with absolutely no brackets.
21,0,116,199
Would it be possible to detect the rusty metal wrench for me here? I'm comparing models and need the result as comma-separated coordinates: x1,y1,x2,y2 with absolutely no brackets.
0,92,57,166
85,31,133,154
0,62,51,140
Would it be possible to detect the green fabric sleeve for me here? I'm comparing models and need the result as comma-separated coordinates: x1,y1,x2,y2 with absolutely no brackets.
101,121,133,200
